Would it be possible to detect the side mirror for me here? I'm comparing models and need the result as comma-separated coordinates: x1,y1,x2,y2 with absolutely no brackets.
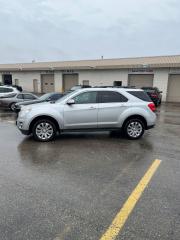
67,99,75,105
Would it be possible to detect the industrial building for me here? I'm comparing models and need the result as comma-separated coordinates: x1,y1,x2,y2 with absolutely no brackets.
0,55,180,102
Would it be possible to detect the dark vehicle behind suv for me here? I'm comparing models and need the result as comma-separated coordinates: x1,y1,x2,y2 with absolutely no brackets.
14,92,64,112
142,87,162,106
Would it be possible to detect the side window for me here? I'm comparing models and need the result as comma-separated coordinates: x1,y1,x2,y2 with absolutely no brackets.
17,94,24,99
98,91,128,103
5,88,13,92
23,94,36,100
127,91,151,102
1,88,13,93
0,87,5,93
73,91,97,104
50,94,62,101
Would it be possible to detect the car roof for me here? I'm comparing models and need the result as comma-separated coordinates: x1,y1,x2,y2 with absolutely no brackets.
0,85,16,88
75,87,143,92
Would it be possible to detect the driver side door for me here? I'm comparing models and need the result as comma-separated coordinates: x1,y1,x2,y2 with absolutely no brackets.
63,91,98,129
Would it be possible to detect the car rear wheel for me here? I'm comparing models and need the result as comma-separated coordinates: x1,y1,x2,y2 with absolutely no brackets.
9,102,16,111
124,119,144,140
32,119,56,142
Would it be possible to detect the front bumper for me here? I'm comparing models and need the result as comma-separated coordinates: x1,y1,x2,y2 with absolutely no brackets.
16,119,30,135
146,124,155,130
19,129,30,135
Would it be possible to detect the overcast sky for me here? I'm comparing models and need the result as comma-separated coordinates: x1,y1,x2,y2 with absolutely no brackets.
0,0,180,63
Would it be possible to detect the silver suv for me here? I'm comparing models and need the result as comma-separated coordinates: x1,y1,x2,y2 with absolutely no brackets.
0,86,19,97
16,88,156,141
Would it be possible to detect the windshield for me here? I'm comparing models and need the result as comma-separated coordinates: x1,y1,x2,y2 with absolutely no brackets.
39,93,51,101
56,90,78,103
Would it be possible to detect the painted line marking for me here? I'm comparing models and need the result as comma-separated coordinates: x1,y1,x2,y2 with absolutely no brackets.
99,159,161,240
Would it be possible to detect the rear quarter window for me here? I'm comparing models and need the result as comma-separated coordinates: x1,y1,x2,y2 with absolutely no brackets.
127,91,151,102
98,91,128,103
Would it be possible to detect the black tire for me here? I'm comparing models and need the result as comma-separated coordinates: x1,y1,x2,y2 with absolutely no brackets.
32,119,57,142
9,102,16,111
123,118,145,140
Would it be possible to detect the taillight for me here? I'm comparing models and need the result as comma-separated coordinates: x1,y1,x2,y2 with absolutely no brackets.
150,93,158,98
148,102,156,112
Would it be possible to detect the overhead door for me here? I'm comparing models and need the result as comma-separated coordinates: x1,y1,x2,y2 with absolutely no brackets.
128,74,153,88
167,75,180,102
41,74,54,93
3,74,12,85
63,74,78,91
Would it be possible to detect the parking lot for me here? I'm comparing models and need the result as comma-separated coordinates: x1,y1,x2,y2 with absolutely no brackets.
0,103,180,240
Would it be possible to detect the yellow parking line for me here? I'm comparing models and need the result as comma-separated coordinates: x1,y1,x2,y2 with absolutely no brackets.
99,159,161,240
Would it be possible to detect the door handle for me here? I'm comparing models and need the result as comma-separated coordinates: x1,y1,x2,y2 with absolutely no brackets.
89,106,96,110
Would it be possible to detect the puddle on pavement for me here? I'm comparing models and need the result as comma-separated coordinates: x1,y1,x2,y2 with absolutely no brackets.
0,109,17,122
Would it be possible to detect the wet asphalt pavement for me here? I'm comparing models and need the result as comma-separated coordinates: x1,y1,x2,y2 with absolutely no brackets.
0,103,180,240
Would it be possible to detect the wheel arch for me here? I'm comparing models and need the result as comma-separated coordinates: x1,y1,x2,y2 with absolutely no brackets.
29,115,60,133
9,102,16,108
122,115,147,130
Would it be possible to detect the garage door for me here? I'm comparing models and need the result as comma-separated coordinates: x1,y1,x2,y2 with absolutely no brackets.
41,74,54,93
128,74,153,88
167,75,180,102
63,74,78,91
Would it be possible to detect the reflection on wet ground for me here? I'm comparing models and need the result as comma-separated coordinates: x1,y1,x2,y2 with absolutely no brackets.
156,103,180,125
0,103,180,240
0,109,17,123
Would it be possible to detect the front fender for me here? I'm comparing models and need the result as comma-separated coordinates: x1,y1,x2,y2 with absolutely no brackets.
27,109,64,130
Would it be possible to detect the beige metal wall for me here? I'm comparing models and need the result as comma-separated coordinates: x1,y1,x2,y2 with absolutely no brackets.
63,74,78,91
167,75,180,102
153,69,169,101
0,73,2,83
78,69,128,86
128,74,154,88
54,71,63,92
0,68,179,102
33,79,38,93
41,74,55,93
12,72,41,92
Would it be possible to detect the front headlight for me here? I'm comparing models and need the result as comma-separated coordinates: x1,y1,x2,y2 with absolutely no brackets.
19,106,32,117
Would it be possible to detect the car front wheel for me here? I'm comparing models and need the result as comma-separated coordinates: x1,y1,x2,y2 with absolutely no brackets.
124,119,144,140
32,119,56,142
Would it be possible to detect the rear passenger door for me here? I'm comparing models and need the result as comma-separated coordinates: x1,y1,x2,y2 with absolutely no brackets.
16,94,24,103
97,91,128,128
